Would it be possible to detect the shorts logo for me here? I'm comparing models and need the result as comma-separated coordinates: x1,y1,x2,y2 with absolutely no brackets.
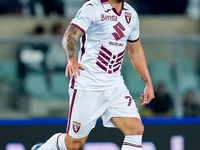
125,12,131,24
73,121,81,133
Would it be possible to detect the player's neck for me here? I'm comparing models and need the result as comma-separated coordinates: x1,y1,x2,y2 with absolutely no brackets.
108,0,123,14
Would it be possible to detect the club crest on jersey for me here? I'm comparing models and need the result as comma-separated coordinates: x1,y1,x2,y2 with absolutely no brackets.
125,12,131,24
73,121,81,133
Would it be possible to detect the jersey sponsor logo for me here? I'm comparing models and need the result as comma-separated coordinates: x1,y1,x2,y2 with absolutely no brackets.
101,14,117,22
112,22,125,41
72,121,81,133
125,12,131,24
96,45,125,74
109,41,124,47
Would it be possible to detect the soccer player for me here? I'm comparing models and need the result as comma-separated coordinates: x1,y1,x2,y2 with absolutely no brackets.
31,0,155,150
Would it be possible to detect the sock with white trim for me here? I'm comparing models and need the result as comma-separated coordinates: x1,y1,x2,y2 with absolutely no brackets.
121,135,143,150
38,133,68,150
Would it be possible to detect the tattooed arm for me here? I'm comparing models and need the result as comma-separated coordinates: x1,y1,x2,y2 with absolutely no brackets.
62,25,85,78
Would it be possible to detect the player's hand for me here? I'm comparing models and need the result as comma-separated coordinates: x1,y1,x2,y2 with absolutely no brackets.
65,56,85,78
140,83,155,105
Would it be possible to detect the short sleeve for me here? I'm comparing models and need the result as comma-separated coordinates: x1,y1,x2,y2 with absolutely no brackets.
127,14,140,42
70,2,97,34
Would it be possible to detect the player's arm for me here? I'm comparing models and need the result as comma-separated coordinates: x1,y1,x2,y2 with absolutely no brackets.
62,25,85,78
126,39,155,105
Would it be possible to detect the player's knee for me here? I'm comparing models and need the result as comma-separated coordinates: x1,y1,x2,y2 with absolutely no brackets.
128,123,144,135
65,135,86,150
126,119,144,135
65,139,82,150
137,123,144,135
65,143,81,150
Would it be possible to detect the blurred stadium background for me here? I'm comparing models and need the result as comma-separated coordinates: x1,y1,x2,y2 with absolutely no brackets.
0,0,200,150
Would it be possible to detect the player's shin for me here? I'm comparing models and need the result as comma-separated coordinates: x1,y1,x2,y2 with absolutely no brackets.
121,135,143,150
37,133,68,150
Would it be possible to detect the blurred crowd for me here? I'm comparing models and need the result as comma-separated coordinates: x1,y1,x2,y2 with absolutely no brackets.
0,0,65,16
17,23,66,93
0,0,189,16
144,81,200,117
0,23,67,113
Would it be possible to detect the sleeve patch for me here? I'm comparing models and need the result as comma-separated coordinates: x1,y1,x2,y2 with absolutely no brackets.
75,10,82,18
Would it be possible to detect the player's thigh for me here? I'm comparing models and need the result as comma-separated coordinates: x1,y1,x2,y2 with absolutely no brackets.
67,88,107,138
111,117,144,135
65,134,88,150
102,84,141,128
